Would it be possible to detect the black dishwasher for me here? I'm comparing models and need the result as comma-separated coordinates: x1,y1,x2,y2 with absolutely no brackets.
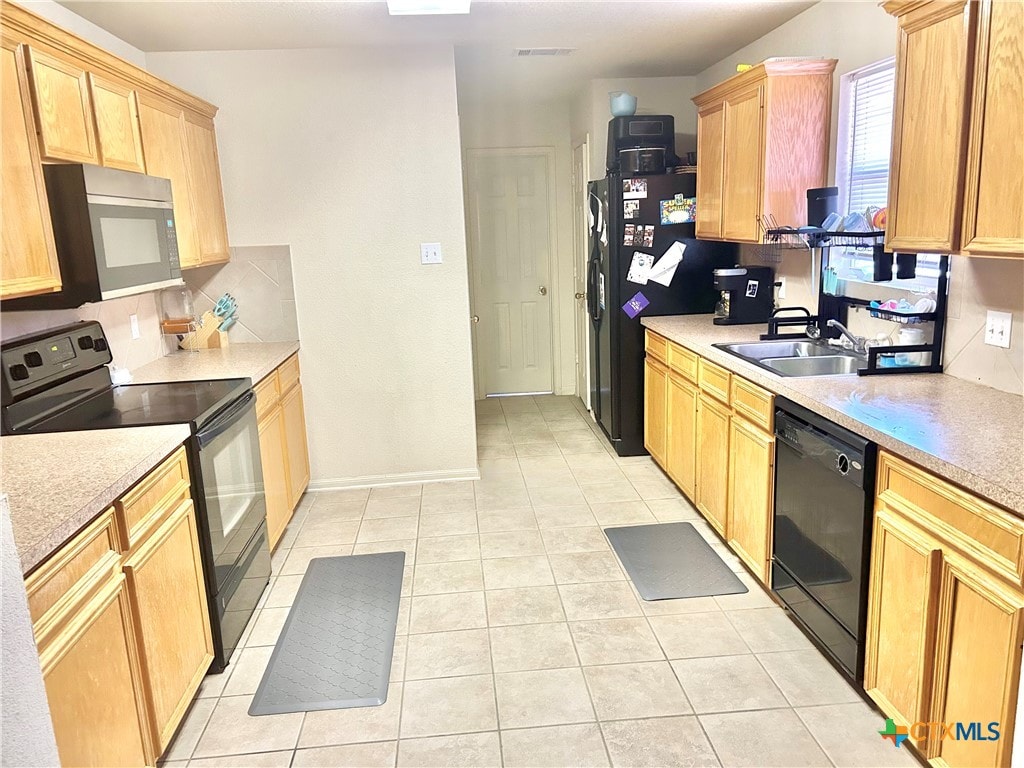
771,397,877,681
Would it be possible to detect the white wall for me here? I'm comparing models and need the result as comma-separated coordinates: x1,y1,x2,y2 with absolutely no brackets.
15,0,147,67
148,46,478,487
457,101,577,397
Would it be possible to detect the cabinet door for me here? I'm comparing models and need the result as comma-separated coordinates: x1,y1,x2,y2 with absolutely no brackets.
727,417,774,584
666,372,697,499
695,393,730,536
25,47,98,163
864,505,942,753
282,383,311,510
695,103,725,240
960,0,1024,257
138,95,201,269
886,0,976,253
644,356,669,467
928,552,1024,767
722,85,764,243
123,499,213,754
89,74,146,173
1,40,61,300
183,113,231,266
40,573,152,767
260,407,292,550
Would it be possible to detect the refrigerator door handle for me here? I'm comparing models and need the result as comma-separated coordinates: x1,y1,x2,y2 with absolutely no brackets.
587,257,600,323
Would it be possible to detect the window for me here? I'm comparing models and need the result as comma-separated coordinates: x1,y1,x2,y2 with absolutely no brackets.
836,57,896,217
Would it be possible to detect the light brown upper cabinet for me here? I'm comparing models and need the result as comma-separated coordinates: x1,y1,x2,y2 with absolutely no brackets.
138,94,202,269
89,74,146,173
184,113,231,266
885,0,1023,257
25,46,99,163
1,39,61,300
692,59,836,243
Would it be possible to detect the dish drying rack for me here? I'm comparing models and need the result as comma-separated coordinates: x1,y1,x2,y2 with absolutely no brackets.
760,227,949,376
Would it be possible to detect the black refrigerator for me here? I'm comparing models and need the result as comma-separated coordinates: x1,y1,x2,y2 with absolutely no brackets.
587,171,737,456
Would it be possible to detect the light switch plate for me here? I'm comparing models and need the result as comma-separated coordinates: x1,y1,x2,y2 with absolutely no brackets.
777,277,787,300
129,313,141,340
420,243,443,265
984,310,1012,349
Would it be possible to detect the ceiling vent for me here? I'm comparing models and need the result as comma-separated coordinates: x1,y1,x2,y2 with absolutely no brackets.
515,48,576,57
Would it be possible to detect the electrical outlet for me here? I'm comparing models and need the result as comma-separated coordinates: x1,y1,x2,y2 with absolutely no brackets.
129,313,140,340
420,242,443,265
777,277,787,300
984,310,1012,349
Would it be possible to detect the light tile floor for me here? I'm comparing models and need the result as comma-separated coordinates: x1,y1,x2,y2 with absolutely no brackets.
163,395,919,768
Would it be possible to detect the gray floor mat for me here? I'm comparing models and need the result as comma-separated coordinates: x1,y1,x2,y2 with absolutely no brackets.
605,522,748,601
249,551,405,716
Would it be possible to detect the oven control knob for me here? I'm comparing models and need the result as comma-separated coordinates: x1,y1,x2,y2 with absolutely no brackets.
24,351,43,368
93,338,108,352
77,336,94,350
836,453,851,476
10,363,29,381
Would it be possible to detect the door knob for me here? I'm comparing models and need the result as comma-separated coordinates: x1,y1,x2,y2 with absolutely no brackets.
539,286,548,296
471,315,480,323
575,292,585,300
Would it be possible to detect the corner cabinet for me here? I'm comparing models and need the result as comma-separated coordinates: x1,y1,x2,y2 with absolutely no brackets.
0,0,233,300
865,450,1024,767
884,0,1023,257
692,58,836,242
1,38,61,300
26,446,213,767
644,330,775,584
255,354,312,549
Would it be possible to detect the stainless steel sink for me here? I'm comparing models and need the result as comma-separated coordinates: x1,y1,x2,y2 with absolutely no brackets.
760,355,865,376
713,339,866,377
715,340,838,361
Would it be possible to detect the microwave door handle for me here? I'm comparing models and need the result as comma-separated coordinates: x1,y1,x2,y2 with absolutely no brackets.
197,391,256,447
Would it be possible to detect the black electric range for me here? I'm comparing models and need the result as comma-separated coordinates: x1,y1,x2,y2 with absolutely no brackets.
1,321,271,672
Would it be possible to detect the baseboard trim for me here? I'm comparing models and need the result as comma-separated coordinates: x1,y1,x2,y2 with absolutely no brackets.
308,467,481,492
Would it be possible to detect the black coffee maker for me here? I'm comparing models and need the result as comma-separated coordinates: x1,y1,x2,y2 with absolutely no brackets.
712,266,776,325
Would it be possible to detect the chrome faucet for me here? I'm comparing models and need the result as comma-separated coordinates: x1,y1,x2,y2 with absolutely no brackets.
826,319,869,355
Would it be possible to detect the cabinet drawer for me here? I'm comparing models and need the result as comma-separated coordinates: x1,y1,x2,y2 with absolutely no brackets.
26,508,121,627
876,451,1024,587
645,331,668,363
254,370,280,420
115,446,190,552
730,376,773,431
667,342,698,383
278,353,300,394
698,358,731,404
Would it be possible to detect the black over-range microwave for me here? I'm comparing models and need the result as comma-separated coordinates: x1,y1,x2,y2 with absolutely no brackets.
3,164,185,310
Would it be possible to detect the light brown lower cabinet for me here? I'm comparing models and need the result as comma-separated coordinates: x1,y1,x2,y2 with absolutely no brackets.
644,329,775,583
256,353,311,550
26,447,214,767
865,450,1024,767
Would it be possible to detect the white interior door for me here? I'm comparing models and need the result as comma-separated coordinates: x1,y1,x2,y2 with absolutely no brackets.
572,138,590,408
467,152,554,396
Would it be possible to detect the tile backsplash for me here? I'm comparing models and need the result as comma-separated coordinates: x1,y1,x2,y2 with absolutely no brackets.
740,247,1024,395
184,245,298,343
0,292,168,373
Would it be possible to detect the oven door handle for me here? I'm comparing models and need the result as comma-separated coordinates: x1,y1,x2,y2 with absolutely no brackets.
197,391,256,448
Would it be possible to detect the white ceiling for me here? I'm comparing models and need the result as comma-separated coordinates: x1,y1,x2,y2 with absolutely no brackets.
59,0,817,100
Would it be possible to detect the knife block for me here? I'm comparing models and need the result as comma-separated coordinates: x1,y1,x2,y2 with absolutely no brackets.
179,311,230,351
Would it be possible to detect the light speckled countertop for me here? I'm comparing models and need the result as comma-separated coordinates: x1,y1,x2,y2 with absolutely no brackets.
132,341,300,386
1,426,191,574
642,315,1024,515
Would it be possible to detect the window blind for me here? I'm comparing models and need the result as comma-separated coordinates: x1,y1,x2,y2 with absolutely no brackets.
837,59,896,216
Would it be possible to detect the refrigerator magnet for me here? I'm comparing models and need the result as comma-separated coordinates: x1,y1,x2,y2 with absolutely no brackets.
623,200,640,220
622,291,650,319
660,196,697,225
622,178,648,199
623,224,636,246
626,251,654,285
642,225,655,248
